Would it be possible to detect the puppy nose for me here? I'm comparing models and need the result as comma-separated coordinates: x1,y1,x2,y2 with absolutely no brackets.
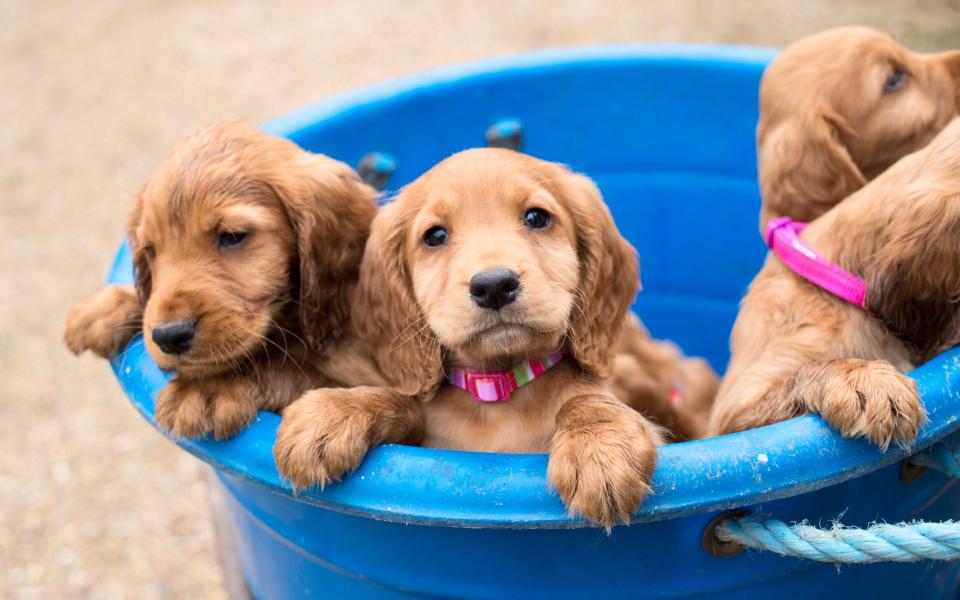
151,321,197,355
469,268,520,310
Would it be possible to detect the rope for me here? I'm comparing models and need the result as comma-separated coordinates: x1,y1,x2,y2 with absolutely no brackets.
716,516,960,563
709,442,960,563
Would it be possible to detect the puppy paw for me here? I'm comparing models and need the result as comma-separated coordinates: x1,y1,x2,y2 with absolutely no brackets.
155,377,258,440
547,395,658,531
274,388,378,491
64,286,141,358
806,359,926,449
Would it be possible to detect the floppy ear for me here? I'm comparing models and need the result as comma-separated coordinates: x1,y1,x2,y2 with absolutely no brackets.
554,171,640,378
758,108,867,230
350,199,445,397
933,49,960,83
127,188,151,306
866,196,960,363
276,153,379,354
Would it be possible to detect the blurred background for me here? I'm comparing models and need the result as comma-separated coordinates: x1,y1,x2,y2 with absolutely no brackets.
2,1,958,597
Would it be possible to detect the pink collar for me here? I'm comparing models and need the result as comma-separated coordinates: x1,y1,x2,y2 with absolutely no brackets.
447,352,565,402
766,216,867,308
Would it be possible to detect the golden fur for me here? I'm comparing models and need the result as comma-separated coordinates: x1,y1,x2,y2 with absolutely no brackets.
65,122,385,438
609,314,719,441
276,149,661,528
708,118,960,445
758,26,960,230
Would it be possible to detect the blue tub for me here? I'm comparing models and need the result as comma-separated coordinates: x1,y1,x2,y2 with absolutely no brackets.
108,45,960,598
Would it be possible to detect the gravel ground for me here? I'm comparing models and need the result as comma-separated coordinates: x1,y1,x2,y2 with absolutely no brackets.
2,1,958,597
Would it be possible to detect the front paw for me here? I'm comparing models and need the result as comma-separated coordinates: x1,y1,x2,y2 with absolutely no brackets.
808,359,926,449
274,388,378,491
155,377,258,440
64,286,141,358
547,396,659,531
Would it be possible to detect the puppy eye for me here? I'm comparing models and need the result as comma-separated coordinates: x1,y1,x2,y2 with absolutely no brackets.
423,226,449,247
523,208,551,229
884,67,909,94
143,245,155,259
218,231,248,249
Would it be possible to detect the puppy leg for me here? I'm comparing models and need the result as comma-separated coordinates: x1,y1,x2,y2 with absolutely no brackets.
786,359,926,449
64,285,142,358
710,359,925,449
274,387,424,490
707,352,809,436
155,375,259,440
547,394,660,531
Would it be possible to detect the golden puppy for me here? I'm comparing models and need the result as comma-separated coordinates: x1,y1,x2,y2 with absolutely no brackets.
758,26,960,230
65,122,385,439
275,149,661,528
707,118,960,445
610,314,719,441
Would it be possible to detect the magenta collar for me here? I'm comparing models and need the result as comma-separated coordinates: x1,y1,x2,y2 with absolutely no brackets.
447,352,565,402
766,216,867,308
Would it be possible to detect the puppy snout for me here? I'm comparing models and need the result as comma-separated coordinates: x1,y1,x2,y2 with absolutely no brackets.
151,320,197,355
469,268,520,310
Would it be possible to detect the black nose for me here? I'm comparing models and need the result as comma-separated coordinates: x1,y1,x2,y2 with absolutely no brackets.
151,321,196,355
469,268,520,310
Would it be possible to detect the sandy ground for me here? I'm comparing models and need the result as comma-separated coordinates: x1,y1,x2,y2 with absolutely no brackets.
2,1,958,597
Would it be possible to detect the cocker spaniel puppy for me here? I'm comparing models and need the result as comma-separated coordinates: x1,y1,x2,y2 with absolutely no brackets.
275,148,662,528
610,314,719,441
65,122,385,439
708,118,960,445
758,26,960,231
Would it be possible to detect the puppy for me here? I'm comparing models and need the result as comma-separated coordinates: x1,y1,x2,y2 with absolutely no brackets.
758,26,960,230
610,314,719,441
65,122,385,439
275,149,661,528
707,119,960,445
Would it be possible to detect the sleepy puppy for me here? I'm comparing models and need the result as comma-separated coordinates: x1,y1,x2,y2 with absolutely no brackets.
758,26,960,230
65,122,384,439
275,148,661,528
707,119,960,445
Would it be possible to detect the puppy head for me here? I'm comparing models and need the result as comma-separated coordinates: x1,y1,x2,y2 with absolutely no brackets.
759,26,960,228
354,149,639,396
838,118,960,363
130,122,377,376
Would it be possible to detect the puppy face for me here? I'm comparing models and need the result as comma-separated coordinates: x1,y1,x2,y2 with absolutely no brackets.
406,159,581,364
134,171,295,376
353,149,638,394
829,30,960,177
759,26,960,226
131,123,376,377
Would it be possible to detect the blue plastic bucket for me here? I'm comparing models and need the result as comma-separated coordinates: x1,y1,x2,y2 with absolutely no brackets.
108,45,960,598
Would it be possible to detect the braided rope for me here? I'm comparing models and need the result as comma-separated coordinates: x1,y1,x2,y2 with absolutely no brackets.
716,516,960,563
710,443,960,563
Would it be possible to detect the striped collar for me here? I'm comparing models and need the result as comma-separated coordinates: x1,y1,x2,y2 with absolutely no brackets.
447,352,565,403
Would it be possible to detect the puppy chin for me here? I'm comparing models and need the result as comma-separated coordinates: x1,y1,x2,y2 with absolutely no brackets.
153,349,245,378
145,344,214,377
453,323,565,365
146,346,179,373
